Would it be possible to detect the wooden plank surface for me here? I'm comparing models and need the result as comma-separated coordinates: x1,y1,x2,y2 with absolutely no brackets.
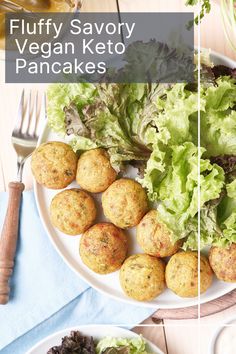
152,289,236,320
117,0,192,12
0,152,6,192
0,85,20,188
200,1,236,61
199,302,236,344
0,86,35,191
82,0,118,12
117,0,199,48
118,0,236,60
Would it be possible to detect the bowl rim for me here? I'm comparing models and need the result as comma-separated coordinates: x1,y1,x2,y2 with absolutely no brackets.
209,317,236,354
25,325,164,354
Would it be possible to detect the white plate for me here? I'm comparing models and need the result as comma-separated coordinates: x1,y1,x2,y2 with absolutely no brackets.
209,318,236,354
34,50,236,309
26,325,164,354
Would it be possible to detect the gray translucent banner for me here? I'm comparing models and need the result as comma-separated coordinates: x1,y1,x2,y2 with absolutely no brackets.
5,12,194,83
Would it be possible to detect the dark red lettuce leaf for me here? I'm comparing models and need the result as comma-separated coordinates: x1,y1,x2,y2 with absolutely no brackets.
47,331,96,354
211,155,236,183
212,65,236,79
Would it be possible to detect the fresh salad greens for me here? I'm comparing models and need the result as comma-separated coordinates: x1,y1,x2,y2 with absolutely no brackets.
48,83,163,171
47,332,149,354
96,336,149,354
47,56,236,250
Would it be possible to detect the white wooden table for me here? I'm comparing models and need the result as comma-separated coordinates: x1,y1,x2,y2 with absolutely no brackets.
0,1,236,353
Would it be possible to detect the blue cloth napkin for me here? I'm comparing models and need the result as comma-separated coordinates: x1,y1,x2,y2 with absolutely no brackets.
0,191,155,354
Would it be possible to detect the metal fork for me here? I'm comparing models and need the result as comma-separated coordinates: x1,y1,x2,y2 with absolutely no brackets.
0,90,45,305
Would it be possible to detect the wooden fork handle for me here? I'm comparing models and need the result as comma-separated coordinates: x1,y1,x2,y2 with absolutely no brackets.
0,182,25,305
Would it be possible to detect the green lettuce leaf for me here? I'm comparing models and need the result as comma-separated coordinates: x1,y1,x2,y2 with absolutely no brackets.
227,179,236,199
143,142,224,215
140,142,224,249
214,196,236,245
96,337,149,354
156,83,199,146
200,77,236,156
47,83,97,134
49,83,164,171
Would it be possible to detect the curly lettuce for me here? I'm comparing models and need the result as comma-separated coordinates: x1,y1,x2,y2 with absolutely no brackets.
47,83,97,134
200,77,236,156
140,142,225,249
48,83,163,171
96,337,149,354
